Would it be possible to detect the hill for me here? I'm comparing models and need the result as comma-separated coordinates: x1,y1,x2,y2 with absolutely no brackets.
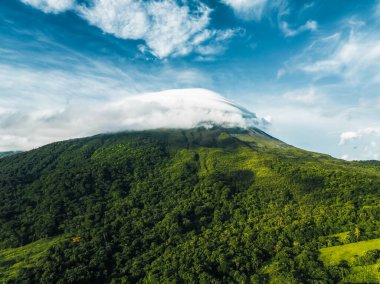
0,127,379,283
0,151,19,158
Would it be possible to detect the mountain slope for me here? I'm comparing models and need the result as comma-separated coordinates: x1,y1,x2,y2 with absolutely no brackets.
0,127,379,283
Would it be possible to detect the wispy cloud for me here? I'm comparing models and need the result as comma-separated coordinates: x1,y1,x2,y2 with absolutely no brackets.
282,86,320,105
21,0,74,13
19,0,237,58
280,20,317,37
220,0,268,20
289,17,380,85
192,28,241,56
225,0,317,37
301,35,380,82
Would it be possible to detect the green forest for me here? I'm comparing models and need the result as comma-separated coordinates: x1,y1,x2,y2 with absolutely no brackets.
0,127,379,283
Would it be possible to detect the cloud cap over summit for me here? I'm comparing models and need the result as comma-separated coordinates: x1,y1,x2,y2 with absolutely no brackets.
0,88,266,151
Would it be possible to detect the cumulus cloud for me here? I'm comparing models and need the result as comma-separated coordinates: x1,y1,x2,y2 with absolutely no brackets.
21,0,75,13
220,0,268,20
280,20,317,37
79,0,215,58
339,131,360,145
339,127,380,160
339,127,380,145
18,0,236,58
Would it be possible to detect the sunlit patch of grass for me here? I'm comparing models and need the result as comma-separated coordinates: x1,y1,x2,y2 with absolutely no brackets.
0,235,66,282
320,238,380,265
320,238,380,283
321,238,380,265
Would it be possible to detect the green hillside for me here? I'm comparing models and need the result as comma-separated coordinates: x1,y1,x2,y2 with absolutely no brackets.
0,127,379,283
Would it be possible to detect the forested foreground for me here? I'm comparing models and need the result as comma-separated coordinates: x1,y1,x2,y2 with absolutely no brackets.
0,127,379,283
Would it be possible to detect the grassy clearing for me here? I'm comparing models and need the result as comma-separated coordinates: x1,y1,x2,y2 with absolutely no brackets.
320,237,380,265
320,238,380,283
0,235,66,282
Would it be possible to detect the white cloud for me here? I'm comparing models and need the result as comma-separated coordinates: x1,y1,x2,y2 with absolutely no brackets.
339,127,380,160
340,127,380,145
220,0,316,35
79,0,215,58
19,0,236,58
21,0,74,13
339,131,360,145
280,20,317,37
220,0,268,20
276,68,286,79
301,2,315,12
341,154,349,160
80,0,150,40
112,89,262,128
282,87,320,105
193,28,240,56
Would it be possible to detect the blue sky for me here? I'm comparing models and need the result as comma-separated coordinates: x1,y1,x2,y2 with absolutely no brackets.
1,0,380,160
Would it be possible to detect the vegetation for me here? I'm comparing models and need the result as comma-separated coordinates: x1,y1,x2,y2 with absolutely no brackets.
0,127,379,283
320,238,380,283
342,263,380,283
320,238,380,265
0,236,66,282
0,151,19,158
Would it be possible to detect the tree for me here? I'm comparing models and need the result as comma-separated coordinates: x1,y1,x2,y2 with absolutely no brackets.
354,227,361,240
